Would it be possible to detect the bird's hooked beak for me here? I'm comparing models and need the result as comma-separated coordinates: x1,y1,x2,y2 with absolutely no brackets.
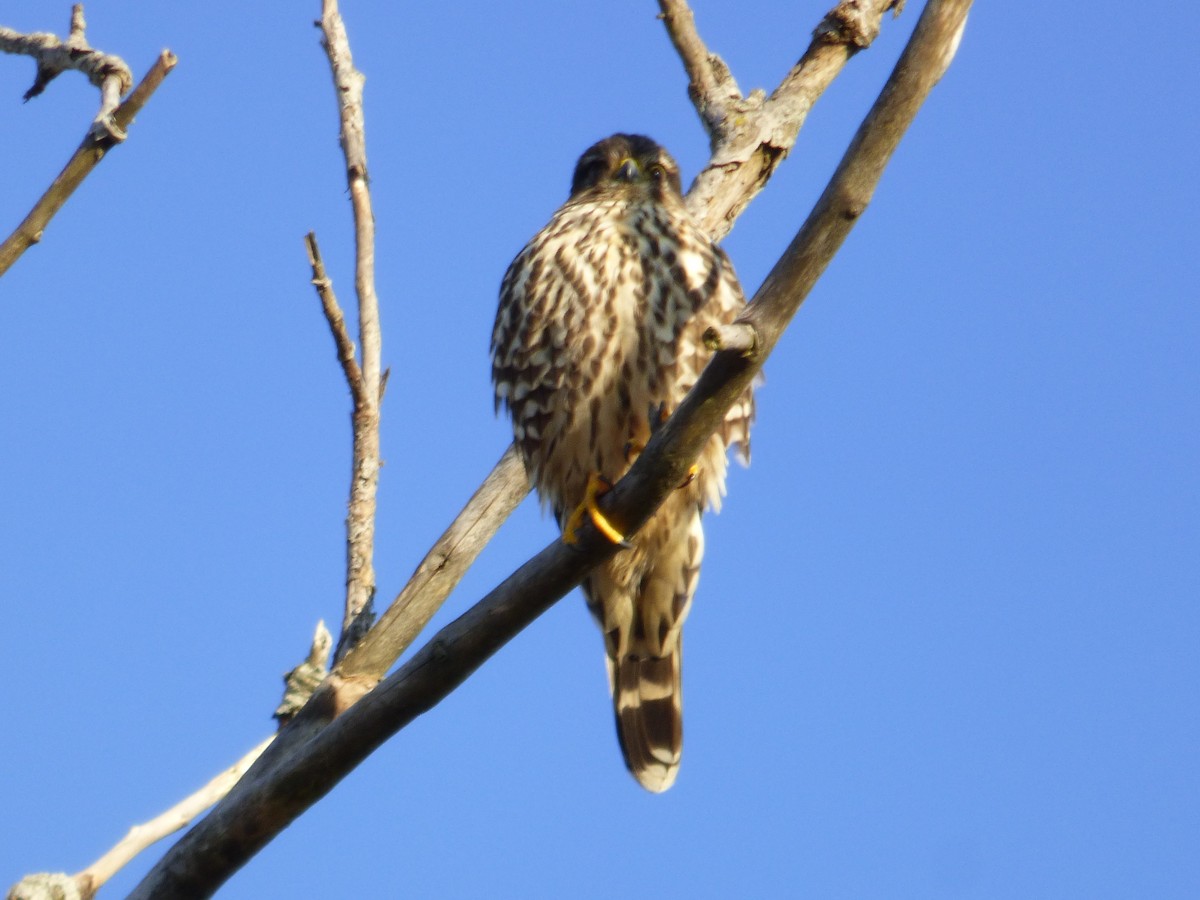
615,157,642,182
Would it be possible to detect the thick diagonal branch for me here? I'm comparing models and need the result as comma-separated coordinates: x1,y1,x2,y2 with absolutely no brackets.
336,443,530,678
128,2,971,895
342,0,909,675
37,1,919,892
327,0,909,687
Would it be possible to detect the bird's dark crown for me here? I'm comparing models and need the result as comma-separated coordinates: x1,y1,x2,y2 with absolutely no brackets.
569,133,684,200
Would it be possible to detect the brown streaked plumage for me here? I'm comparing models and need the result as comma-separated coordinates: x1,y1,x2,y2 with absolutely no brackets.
491,134,753,792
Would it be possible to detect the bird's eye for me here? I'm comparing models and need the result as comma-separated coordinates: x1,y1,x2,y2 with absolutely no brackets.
648,164,666,181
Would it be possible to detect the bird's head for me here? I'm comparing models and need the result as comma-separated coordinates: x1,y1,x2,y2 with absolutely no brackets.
569,133,684,202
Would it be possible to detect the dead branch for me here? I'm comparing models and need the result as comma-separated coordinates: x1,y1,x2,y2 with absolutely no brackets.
304,233,365,404
6,736,274,900
0,5,132,140
0,48,176,278
668,0,905,241
127,1,971,895
336,443,530,679
656,0,744,140
78,737,275,893
315,0,384,654
8,0,915,891
329,0,909,686
328,0,912,683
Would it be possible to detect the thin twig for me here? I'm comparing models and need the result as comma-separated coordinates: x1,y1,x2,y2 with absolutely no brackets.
5,736,274,900
128,2,971,894
305,232,365,403
78,737,275,893
0,49,177,278
316,0,384,650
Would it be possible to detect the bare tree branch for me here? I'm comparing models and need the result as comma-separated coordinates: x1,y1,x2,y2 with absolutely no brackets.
328,0,910,682
78,737,275,894
314,0,385,652
324,0,910,688
7,0,960,892
0,47,176,278
5,736,274,900
656,0,744,141
338,0,910,672
8,626,329,899
127,1,971,894
8,0,919,890
0,5,133,138
670,0,905,241
304,232,365,404
336,443,530,679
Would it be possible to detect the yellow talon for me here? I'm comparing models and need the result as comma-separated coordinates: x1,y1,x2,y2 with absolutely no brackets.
562,504,587,546
679,462,699,488
562,472,628,547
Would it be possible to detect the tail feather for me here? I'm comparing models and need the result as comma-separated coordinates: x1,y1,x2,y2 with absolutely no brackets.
614,643,683,793
584,496,702,792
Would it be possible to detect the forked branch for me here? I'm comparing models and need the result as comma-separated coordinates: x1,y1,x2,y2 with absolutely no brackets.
664,0,906,241
61,2,920,891
0,5,132,139
0,38,175,278
128,2,971,895
314,0,385,656
333,0,910,687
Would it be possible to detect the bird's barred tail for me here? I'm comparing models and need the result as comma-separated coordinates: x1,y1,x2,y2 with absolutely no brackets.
579,464,704,792
613,641,684,793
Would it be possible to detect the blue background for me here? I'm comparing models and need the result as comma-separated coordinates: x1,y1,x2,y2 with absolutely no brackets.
2,1,1197,897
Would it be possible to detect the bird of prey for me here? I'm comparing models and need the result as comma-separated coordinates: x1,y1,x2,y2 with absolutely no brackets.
491,133,754,792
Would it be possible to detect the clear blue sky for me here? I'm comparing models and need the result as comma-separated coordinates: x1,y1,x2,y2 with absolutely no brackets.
3,1,1197,897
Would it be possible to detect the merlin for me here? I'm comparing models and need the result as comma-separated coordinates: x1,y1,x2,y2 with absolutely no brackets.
491,134,754,792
